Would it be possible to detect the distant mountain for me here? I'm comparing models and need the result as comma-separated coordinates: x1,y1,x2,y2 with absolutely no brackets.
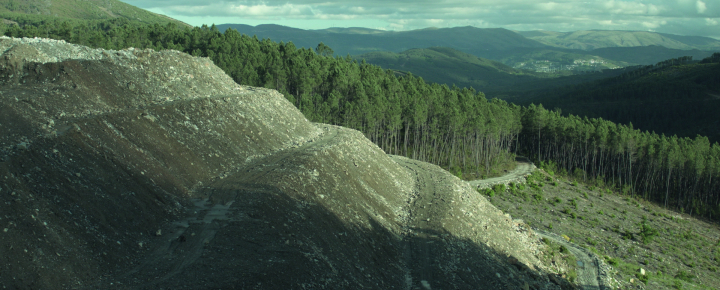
517,30,720,51
0,0,190,27
218,24,718,75
520,54,720,142
357,47,637,99
216,24,549,58
589,45,716,66
357,47,543,94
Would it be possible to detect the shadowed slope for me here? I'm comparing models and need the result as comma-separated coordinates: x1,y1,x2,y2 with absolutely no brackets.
1,37,571,289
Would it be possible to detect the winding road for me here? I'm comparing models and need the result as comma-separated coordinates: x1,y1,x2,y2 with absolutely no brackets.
466,157,606,290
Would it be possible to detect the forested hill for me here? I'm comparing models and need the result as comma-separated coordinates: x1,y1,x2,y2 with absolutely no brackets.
521,54,720,143
4,21,720,223
356,47,544,94
215,24,549,58
0,0,189,27
590,45,716,66
517,30,720,51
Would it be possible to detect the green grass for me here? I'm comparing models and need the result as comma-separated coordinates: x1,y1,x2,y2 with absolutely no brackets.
0,0,189,27
488,171,720,289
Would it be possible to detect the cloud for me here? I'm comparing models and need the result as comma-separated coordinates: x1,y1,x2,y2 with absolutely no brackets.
119,0,720,38
696,0,707,14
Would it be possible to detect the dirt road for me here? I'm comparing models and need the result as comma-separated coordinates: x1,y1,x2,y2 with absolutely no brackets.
392,157,442,290
534,230,607,290
467,157,535,189
467,158,606,290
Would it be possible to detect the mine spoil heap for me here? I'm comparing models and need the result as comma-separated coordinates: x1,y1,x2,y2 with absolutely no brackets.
0,36,568,289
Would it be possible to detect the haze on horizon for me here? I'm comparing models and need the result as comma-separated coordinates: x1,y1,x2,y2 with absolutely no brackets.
119,0,720,39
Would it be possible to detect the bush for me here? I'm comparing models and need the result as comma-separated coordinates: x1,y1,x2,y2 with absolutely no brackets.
622,229,634,240
605,255,619,266
675,270,694,282
639,220,659,244
559,245,569,253
485,188,495,197
533,193,544,202
551,197,562,206
492,184,506,194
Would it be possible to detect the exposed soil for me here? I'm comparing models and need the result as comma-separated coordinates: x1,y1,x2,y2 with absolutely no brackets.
1,37,583,289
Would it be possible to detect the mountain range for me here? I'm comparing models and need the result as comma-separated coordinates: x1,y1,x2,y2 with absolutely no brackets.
217,24,720,68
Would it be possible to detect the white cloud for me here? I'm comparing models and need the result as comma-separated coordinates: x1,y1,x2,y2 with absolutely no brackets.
696,0,707,14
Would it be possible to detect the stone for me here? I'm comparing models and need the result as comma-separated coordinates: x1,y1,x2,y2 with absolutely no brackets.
638,268,646,276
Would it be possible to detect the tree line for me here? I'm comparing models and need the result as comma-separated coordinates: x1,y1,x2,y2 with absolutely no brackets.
3,20,720,221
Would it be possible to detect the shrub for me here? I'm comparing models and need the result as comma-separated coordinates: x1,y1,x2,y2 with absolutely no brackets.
551,197,562,206
622,229,634,240
675,270,694,282
485,188,495,197
548,223,553,229
639,220,659,244
559,245,569,253
533,193,543,202
605,255,619,266
492,184,506,194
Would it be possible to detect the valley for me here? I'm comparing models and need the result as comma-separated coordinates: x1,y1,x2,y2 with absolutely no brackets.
2,2,720,289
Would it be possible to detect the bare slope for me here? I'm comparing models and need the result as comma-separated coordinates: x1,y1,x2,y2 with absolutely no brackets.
1,37,568,289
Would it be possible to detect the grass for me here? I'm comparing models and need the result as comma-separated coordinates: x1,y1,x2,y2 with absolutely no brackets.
487,169,720,290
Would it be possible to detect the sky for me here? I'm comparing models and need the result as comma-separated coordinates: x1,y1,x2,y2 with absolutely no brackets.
119,0,720,39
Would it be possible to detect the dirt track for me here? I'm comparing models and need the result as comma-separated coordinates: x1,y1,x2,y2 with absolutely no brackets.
467,159,606,290
467,157,535,189
535,230,604,290
392,157,441,290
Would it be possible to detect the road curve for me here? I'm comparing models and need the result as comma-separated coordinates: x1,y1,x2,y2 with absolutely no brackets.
534,230,605,290
467,156,535,189
466,158,607,290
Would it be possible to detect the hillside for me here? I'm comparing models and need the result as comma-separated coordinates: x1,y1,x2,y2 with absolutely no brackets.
0,37,576,289
357,47,543,93
0,0,189,27
520,55,720,143
216,24,549,58
518,30,720,51
590,46,717,66
485,168,720,290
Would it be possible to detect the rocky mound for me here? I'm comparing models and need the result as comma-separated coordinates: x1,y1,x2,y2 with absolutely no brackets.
0,37,570,289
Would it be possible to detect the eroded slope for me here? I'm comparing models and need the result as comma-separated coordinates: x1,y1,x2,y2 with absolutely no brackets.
0,37,569,289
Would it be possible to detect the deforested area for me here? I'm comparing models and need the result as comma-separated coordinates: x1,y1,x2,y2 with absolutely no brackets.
0,37,574,289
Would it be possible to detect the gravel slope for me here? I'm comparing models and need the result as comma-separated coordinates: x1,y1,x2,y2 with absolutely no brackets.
2,37,582,289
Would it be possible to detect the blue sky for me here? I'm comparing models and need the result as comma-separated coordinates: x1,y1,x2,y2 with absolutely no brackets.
119,0,720,39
